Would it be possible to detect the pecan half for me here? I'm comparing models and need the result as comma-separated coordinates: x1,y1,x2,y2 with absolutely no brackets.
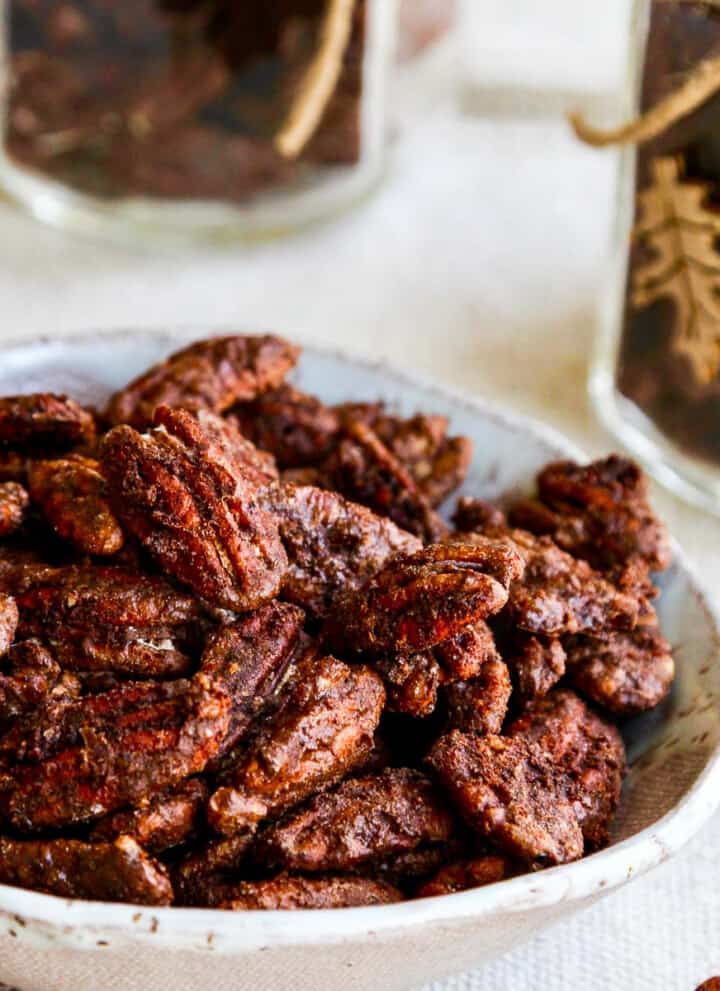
416,855,512,898
508,689,626,849
258,768,455,873
264,483,421,618
207,655,385,837
101,406,287,610
214,873,401,911
426,731,583,866
89,778,208,854
324,540,524,657
0,835,172,905
444,658,512,736
565,626,675,715
0,639,79,729
509,456,671,572
28,455,124,555
105,334,300,428
505,633,567,701
0,393,95,449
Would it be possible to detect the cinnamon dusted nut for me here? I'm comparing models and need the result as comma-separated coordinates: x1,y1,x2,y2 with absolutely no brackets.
105,334,300,428
0,482,29,538
101,406,287,611
89,778,208,854
0,393,95,449
0,835,173,905
214,873,402,911
207,655,385,837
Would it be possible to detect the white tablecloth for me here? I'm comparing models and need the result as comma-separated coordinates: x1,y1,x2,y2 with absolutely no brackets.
0,39,718,991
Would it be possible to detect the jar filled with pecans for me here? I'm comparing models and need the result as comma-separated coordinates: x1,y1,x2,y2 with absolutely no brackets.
581,0,720,512
0,0,396,239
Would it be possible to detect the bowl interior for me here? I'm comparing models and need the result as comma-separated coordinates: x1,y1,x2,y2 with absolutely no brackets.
0,327,717,936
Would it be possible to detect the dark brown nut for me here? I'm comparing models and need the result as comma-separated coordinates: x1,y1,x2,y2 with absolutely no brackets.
364,843,462,890
426,731,583,866
105,334,300,428
324,540,524,657
214,873,402,911
416,855,511,898
444,659,512,736
509,456,671,572
259,768,455,873
0,393,95,449
452,497,507,533
89,778,208,854
173,832,258,907
497,528,640,637
0,835,172,905
325,420,447,543
0,595,18,656
565,626,675,715
0,482,29,537
434,620,500,681
199,601,305,756
0,639,79,728
265,483,421,618
27,455,124,556
101,406,287,611
232,385,341,469
12,563,202,676
207,656,385,837
372,412,472,507
505,634,566,701
508,689,626,849
374,652,441,717
0,674,230,830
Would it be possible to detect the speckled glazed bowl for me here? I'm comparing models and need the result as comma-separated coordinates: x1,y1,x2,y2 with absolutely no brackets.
0,330,718,991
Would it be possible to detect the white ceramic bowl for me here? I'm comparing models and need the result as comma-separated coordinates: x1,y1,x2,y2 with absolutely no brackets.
0,330,718,991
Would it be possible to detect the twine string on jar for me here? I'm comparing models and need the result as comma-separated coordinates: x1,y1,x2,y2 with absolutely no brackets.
570,51,720,147
275,0,357,159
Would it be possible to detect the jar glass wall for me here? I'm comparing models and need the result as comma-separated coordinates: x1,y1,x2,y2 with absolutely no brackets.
590,0,720,513
0,0,396,241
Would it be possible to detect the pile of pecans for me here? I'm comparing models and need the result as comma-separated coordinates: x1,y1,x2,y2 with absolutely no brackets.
6,1,364,202
0,334,675,910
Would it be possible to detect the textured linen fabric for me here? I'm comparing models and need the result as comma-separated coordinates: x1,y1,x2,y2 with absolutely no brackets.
0,38,716,991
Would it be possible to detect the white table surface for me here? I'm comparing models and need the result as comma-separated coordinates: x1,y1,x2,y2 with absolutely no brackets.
0,38,718,991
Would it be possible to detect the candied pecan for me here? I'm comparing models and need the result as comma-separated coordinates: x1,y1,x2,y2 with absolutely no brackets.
416,855,512,898
508,689,626,849
259,768,455,873
444,659,512,736
565,626,675,716
28,455,124,556
214,874,401,911
0,482,29,537
0,835,172,905
101,406,287,611
505,634,566,701
324,540,524,657
325,420,447,543
372,413,472,508
496,528,640,636
435,620,499,681
173,832,258,907
0,393,95,449
426,731,583,866
89,778,208,854
12,563,202,676
199,601,305,756
374,652,441,717
105,334,300,428
0,673,230,830
363,843,464,890
265,483,420,618
0,639,79,728
232,385,341,469
452,497,507,533
509,456,671,572
207,655,385,837
0,595,18,656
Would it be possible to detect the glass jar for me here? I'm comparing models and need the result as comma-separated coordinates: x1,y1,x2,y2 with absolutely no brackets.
591,0,720,513
0,0,396,240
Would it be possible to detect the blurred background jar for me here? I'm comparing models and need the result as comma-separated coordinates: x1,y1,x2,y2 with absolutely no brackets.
589,0,720,513
0,0,397,239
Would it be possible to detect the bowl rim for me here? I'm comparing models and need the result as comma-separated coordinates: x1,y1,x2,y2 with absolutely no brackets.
0,326,718,953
